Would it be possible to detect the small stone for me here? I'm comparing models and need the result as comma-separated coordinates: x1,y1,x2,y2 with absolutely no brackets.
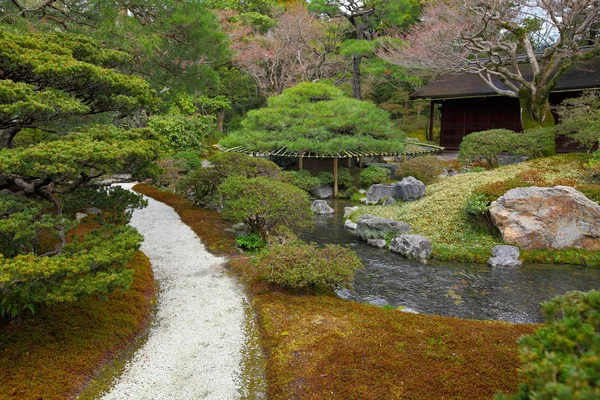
383,197,396,206
344,206,360,218
231,223,248,232
224,228,238,234
367,297,389,307
359,189,367,194
488,256,522,268
75,212,88,220
344,220,357,230
311,200,334,214
87,207,101,215
398,306,420,314
367,239,387,248
492,245,520,259
389,234,432,262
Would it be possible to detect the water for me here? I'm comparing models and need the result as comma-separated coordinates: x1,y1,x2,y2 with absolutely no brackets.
301,200,600,324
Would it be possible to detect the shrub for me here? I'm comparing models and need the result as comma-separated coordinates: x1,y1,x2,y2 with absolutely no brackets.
253,239,363,291
280,170,321,192
337,167,355,188
359,166,391,188
172,150,203,172
61,186,148,224
317,171,334,185
464,194,496,233
155,157,187,189
474,178,531,203
220,176,313,236
554,91,600,151
496,290,600,400
459,128,555,167
395,155,445,184
148,114,217,154
236,233,266,252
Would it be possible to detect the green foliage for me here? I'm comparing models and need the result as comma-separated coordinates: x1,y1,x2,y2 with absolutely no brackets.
220,176,313,236
178,152,281,202
60,186,148,224
171,151,204,172
219,82,406,155
0,225,142,319
253,239,363,291
359,166,391,187
496,290,600,400
236,233,266,252
459,128,555,167
554,92,600,151
148,114,217,154
317,171,335,185
280,170,321,192
464,194,497,234
395,155,444,184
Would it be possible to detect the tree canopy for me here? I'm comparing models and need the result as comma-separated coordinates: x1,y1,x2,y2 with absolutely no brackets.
219,82,406,155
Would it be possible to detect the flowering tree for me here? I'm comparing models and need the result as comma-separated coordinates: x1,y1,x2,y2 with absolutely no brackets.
379,0,600,128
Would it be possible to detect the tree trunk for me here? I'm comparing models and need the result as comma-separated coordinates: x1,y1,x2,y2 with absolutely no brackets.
352,54,362,100
0,127,21,149
216,108,225,134
518,88,555,130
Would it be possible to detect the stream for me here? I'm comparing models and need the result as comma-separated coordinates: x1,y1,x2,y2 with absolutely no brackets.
301,199,600,324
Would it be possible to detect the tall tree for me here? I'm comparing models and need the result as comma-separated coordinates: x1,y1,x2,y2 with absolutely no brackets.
379,0,600,128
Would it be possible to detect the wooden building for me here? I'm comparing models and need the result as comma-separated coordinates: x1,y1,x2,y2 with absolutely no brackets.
412,57,600,150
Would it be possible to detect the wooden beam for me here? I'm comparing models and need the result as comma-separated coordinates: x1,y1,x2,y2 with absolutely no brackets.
359,157,363,169
333,157,338,197
428,101,435,141
347,157,352,168
299,152,304,171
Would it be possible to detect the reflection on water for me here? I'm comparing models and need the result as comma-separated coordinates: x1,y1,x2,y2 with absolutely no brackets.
300,199,600,324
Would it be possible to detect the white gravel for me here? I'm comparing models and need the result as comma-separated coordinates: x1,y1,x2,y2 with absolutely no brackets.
101,183,248,400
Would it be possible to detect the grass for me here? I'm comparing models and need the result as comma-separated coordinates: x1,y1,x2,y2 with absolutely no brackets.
354,153,600,265
0,249,155,400
135,183,539,399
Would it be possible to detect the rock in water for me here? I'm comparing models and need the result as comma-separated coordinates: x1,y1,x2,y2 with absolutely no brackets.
344,220,357,230
367,239,387,248
310,185,334,199
488,245,522,268
490,186,600,250
344,206,360,218
356,214,411,241
389,234,432,262
311,200,334,214
394,177,425,201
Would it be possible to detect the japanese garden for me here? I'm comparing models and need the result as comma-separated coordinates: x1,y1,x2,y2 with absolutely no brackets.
1,0,599,399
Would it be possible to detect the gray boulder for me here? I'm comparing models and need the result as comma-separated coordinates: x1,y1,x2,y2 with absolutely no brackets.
311,200,334,214
87,207,101,215
75,212,88,220
344,220,357,230
383,197,397,206
344,206,360,218
367,239,387,248
490,186,600,250
389,234,432,262
231,223,249,232
366,184,396,203
310,184,334,199
487,245,522,268
394,176,425,201
356,214,411,241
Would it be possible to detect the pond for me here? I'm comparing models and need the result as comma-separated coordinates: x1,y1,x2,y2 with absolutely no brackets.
301,199,600,324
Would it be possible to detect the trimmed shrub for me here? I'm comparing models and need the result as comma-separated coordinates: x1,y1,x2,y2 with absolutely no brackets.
338,167,355,188
317,171,335,185
496,290,600,400
148,114,217,154
280,170,321,192
395,155,445,184
459,128,555,167
253,239,363,291
359,166,390,188
220,176,313,236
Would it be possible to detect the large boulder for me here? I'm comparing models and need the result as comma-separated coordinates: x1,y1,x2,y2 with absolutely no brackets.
366,184,396,203
394,177,425,201
356,214,411,241
389,234,432,262
311,200,334,214
490,186,600,250
310,184,334,199
487,245,522,268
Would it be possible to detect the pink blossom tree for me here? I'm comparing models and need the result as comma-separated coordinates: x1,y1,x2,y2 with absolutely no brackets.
379,0,600,128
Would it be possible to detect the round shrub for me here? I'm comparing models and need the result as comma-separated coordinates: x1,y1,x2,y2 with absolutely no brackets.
280,170,321,192
359,166,390,188
253,239,363,291
395,155,444,184
317,171,334,185
497,290,600,399
337,167,355,188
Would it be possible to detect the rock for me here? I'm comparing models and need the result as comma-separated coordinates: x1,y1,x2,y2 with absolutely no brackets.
231,223,248,232
367,239,387,248
360,197,377,205
389,234,432,262
394,176,425,201
310,185,334,199
344,206,360,218
383,197,397,206
311,200,334,214
490,186,600,250
87,207,101,215
0,189,12,195
356,214,411,241
224,228,238,234
344,220,357,230
398,306,420,314
366,184,396,203
75,212,88,220
359,189,367,194
366,297,389,307
488,245,522,268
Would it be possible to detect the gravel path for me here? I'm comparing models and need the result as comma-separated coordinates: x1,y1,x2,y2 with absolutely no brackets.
101,183,249,399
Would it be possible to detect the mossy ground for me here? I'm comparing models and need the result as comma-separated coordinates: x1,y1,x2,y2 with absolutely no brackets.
136,184,539,400
0,244,155,400
355,154,600,265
